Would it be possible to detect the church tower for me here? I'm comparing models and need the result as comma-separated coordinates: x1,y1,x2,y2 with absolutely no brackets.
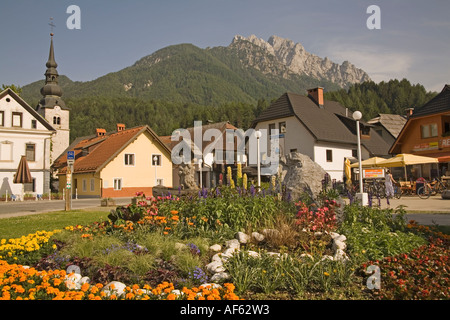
36,33,70,164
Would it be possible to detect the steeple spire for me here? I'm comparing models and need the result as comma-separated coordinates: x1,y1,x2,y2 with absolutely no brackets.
36,32,67,112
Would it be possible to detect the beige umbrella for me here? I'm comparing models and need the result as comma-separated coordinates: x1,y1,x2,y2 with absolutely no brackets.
350,157,386,168
376,153,438,181
13,155,32,201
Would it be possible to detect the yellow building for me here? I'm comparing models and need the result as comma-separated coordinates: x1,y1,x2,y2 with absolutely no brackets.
53,124,172,198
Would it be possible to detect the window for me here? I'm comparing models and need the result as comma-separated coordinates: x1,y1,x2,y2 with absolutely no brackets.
421,123,438,138
53,116,61,125
82,179,87,192
0,141,13,161
152,154,161,166
12,112,22,127
31,120,37,129
269,123,276,135
0,111,4,126
90,178,95,192
26,144,35,161
114,178,122,190
279,122,286,133
326,149,333,162
156,178,164,186
124,153,135,166
352,149,358,158
290,149,297,153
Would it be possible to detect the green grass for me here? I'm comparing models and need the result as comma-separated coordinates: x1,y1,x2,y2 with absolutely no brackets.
0,209,110,239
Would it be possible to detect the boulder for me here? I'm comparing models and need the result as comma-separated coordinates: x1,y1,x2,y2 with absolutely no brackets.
251,232,265,243
102,281,127,297
225,239,240,250
279,152,328,200
235,232,250,244
332,239,347,251
210,272,230,282
209,244,222,252
206,261,225,273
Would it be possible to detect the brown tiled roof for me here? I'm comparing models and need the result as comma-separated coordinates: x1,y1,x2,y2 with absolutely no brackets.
253,92,355,144
411,84,450,117
367,114,407,138
252,91,391,156
55,125,170,174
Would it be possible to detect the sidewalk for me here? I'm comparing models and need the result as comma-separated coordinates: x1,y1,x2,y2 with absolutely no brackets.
344,195,450,214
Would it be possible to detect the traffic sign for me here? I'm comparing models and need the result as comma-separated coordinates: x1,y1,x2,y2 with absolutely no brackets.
67,151,75,160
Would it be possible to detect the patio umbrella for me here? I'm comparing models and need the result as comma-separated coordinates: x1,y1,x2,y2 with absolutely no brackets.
13,155,32,201
350,157,386,168
376,153,438,181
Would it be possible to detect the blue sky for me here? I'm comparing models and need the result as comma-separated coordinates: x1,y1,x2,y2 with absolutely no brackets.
0,0,449,92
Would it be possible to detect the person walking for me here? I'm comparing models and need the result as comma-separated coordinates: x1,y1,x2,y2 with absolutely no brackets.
385,169,397,199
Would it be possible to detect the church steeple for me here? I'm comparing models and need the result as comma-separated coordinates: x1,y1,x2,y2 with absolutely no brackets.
36,33,67,112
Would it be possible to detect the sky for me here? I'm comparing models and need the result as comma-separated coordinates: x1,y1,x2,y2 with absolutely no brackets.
0,0,449,92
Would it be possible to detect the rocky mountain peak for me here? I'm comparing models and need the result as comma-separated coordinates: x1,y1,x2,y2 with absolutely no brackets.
231,34,370,88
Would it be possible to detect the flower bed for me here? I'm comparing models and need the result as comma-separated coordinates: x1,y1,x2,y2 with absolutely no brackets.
0,184,448,300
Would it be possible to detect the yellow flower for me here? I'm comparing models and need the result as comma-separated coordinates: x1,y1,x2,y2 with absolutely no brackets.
324,272,330,276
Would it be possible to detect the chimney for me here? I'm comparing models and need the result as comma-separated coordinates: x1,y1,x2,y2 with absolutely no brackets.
96,128,106,137
117,123,126,132
405,108,414,118
307,87,324,108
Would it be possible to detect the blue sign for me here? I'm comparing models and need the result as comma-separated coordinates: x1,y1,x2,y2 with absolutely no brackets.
67,151,75,160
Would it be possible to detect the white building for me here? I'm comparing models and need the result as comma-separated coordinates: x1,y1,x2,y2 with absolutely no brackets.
252,87,391,181
0,88,55,197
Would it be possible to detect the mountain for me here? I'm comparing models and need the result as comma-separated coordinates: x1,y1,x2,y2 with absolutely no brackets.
227,35,370,88
21,35,369,107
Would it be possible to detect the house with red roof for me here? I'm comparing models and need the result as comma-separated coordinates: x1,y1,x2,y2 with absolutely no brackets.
52,124,172,198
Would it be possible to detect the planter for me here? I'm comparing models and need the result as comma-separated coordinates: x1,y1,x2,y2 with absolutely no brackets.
101,198,116,207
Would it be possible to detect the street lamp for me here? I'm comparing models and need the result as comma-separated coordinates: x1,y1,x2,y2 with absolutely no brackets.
255,130,262,190
153,155,158,186
198,159,203,189
353,111,368,206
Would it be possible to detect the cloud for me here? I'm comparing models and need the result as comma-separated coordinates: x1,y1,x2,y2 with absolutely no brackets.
321,42,414,83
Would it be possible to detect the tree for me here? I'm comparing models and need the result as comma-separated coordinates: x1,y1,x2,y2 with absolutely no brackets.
1,84,22,95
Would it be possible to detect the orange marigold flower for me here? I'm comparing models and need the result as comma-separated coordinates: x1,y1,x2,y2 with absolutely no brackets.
167,293,176,300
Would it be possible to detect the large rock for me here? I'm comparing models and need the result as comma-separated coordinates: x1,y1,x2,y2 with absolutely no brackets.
279,152,328,200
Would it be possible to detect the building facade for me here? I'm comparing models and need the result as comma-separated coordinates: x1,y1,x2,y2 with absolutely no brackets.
0,88,55,197
54,125,172,198
252,87,391,181
390,84,450,179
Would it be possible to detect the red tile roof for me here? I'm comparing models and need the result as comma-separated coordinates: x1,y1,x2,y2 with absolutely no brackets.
55,125,170,175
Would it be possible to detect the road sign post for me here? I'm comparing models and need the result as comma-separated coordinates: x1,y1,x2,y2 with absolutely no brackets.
65,151,75,211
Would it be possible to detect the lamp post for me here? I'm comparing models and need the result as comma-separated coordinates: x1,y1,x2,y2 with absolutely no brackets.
198,159,203,189
353,111,368,206
255,130,262,190
153,155,158,186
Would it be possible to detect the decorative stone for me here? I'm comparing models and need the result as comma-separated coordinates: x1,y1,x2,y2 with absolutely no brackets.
209,244,222,252
247,250,260,258
279,152,328,200
102,281,127,297
235,232,250,244
333,249,349,262
206,261,225,273
329,232,340,239
251,232,265,243
211,253,223,262
210,272,230,282
332,239,347,251
225,239,240,250
80,276,91,285
175,242,188,250
335,234,347,242
221,247,239,261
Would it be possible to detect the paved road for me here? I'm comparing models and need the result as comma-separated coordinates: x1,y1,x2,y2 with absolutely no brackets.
0,198,132,219
1,195,449,225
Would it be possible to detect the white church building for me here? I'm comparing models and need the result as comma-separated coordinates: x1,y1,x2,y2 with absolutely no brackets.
0,33,69,199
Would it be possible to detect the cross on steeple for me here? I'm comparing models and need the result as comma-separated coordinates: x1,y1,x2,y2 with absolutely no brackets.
49,17,55,36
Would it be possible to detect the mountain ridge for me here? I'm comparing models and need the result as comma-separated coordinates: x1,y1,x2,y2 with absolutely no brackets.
21,34,368,107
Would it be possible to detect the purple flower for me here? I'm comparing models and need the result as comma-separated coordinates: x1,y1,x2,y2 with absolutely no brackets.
250,185,255,197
